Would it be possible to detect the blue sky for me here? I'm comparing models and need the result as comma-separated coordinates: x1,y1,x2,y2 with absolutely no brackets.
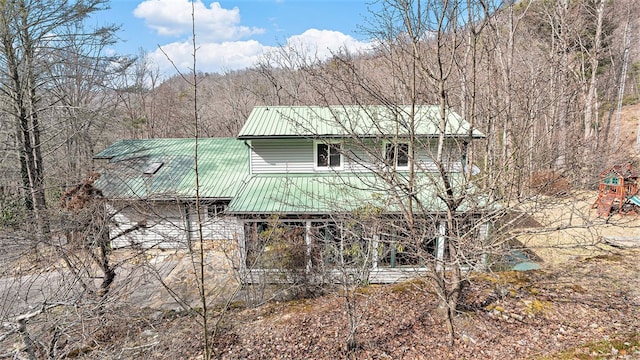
99,0,375,77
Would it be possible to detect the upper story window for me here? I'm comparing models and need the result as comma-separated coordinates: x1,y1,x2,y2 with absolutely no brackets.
385,142,409,168
315,141,342,169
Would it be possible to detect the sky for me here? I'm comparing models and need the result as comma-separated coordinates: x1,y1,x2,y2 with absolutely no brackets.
99,0,377,77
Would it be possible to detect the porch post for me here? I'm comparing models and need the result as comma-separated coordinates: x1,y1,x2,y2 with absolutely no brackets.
478,221,490,271
371,231,379,269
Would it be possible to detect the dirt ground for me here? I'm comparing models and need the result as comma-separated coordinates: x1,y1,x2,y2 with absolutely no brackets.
518,191,640,266
77,246,639,359
2,192,640,359
52,193,638,359
608,101,640,160
205,195,640,360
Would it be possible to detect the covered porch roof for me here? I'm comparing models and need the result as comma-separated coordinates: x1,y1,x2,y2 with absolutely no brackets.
227,172,492,215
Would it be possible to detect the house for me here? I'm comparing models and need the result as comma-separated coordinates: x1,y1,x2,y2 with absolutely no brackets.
94,105,491,283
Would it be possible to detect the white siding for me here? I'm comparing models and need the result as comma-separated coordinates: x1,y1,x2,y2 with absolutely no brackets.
249,138,463,174
251,139,314,173
109,203,243,249
199,216,243,241
414,141,438,172
343,144,378,172
243,268,433,284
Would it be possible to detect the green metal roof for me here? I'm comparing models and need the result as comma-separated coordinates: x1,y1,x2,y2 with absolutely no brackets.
94,137,493,213
227,172,490,214
94,138,249,200
238,105,484,139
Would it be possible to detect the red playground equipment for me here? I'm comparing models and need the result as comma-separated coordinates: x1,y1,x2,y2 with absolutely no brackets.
592,164,640,217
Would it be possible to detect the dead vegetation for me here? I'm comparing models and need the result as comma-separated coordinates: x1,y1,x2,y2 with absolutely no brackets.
7,248,638,358
18,247,632,359
3,191,640,359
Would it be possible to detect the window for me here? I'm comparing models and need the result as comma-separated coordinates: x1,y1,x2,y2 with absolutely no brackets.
385,142,409,168
378,230,437,268
310,221,367,269
143,162,164,174
604,175,619,185
447,217,483,266
206,202,227,218
310,222,341,268
315,142,342,169
244,221,307,269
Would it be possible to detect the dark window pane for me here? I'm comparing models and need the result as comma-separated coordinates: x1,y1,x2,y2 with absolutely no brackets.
329,143,341,167
385,143,394,166
397,143,409,167
311,222,340,268
317,143,328,167
378,221,437,268
317,143,340,168
207,202,227,217
245,221,307,269
385,143,409,167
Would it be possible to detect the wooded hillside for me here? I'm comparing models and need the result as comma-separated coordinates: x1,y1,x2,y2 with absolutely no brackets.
1,0,640,358
1,0,639,209
106,0,640,195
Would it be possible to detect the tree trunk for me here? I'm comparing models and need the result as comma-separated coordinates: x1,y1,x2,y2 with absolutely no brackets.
1,0,50,242
583,0,605,141
612,7,633,151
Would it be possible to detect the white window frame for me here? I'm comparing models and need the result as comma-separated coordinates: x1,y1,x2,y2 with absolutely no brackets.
314,140,343,170
383,140,410,170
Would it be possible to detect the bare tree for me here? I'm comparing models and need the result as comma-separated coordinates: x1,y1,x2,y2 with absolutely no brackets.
244,0,490,347
318,0,496,345
0,0,117,241
46,22,134,190
111,49,161,140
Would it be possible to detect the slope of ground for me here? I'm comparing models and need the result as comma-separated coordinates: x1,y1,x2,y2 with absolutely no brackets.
62,247,639,359
2,191,640,359
613,101,640,158
518,191,640,265
105,191,640,359
218,254,640,359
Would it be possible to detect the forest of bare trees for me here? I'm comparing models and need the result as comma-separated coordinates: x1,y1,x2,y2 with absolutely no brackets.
85,0,640,195
2,0,638,215
1,0,640,358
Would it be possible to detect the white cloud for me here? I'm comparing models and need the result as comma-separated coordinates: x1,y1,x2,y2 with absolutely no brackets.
148,40,267,75
133,0,264,41
285,29,372,60
135,0,372,75
147,29,371,75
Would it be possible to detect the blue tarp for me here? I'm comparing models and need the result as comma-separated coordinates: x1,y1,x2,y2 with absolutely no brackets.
628,195,640,206
512,262,541,271
502,250,541,271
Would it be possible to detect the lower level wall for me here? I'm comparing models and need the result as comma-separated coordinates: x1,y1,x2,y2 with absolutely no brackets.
239,218,490,284
107,202,489,285
108,202,244,249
